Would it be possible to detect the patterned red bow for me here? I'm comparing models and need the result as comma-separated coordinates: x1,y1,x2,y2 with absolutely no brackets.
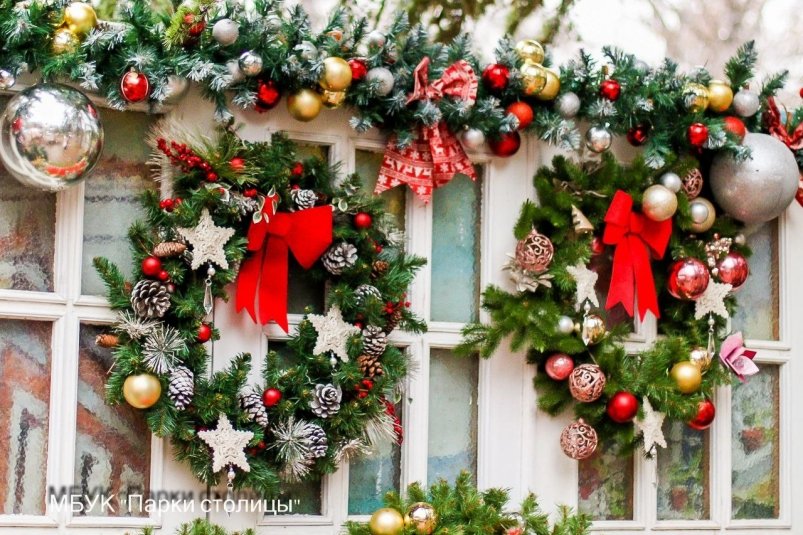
375,57,478,203
236,196,333,332
603,191,673,321
764,97,803,206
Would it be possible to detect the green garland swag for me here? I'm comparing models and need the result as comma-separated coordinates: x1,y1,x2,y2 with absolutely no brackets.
94,126,426,496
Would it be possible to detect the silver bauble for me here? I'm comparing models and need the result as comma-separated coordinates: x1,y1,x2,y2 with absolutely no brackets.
0,69,15,90
264,14,282,31
212,18,239,46
238,51,263,77
366,67,395,96
557,91,581,119
558,315,575,334
226,59,245,85
642,184,678,222
633,59,650,74
585,125,612,153
162,75,189,103
0,83,104,192
366,30,387,47
297,40,318,61
659,172,682,193
461,128,485,150
710,133,799,224
732,89,760,118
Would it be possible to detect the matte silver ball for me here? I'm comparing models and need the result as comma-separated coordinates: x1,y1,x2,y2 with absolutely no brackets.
659,172,682,193
0,69,15,90
733,89,760,118
710,133,799,224
212,18,239,46
557,91,581,119
585,125,612,153
461,128,485,150
162,75,189,103
0,83,104,192
238,51,263,77
642,184,678,222
367,30,387,47
558,315,575,334
633,60,650,74
297,41,318,61
366,67,395,96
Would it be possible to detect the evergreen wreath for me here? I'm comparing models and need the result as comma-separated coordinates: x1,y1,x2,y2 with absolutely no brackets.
94,123,426,495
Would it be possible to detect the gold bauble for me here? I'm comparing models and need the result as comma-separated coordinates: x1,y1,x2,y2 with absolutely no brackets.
641,184,678,222
63,2,97,36
123,373,162,409
515,39,545,64
708,79,734,113
534,68,560,101
519,60,547,97
287,88,322,122
52,27,79,54
320,56,353,92
369,508,405,535
683,82,710,113
581,313,606,346
670,361,702,394
689,346,713,372
405,502,438,535
689,197,716,233
321,89,346,109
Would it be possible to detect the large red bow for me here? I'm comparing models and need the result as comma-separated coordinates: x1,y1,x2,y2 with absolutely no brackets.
603,191,672,321
375,57,478,203
236,198,333,332
764,97,803,206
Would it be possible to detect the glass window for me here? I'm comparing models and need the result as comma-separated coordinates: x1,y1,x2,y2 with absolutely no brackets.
355,149,406,230
578,438,634,520
732,222,779,340
0,319,52,515
656,422,710,520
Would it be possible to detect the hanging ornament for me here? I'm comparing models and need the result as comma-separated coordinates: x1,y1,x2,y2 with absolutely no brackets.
366,67,395,96
694,281,732,320
296,40,318,61
197,323,212,343
320,57,353,92
321,90,346,109
689,197,716,233
162,75,189,104
642,184,678,222
687,122,708,147
198,413,254,473
534,68,560,101
489,131,521,157
689,346,713,372
51,27,79,54
515,39,545,63
366,30,387,47
590,236,605,255
581,313,606,345
177,209,236,270
607,391,639,423
481,63,510,93
571,205,594,233
255,79,281,111
688,399,716,430
566,263,599,309
212,18,239,46
557,91,581,118
287,88,322,122
262,387,282,407
123,373,162,409
626,124,649,146
600,79,621,101
659,172,682,193
557,315,575,334
719,332,759,382
354,212,373,230
238,51,263,77
716,251,749,290
585,125,612,153
0,69,15,90
568,363,606,402
506,101,534,129
168,366,194,410
667,258,710,300
710,133,799,224
519,61,547,97
733,89,760,117
545,353,575,381
670,361,702,394
226,59,245,85
683,82,710,112
183,13,205,38
635,397,667,454
63,2,97,36
723,116,747,141
369,508,404,535
514,229,553,273
141,256,163,278
405,503,438,535
121,69,150,103
461,128,485,149
559,419,598,460
682,168,704,199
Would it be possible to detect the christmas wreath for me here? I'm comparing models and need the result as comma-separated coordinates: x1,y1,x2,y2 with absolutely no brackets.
93,123,425,495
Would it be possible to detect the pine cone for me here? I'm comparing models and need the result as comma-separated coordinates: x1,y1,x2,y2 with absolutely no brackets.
130,280,171,319
124,281,133,295
240,391,269,427
310,383,342,418
384,309,403,334
291,188,318,210
321,242,358,275
95,333,119,348
371,260,390,279
354,284,381,307
307,423,328,459
153,241,187,258
168,366,194,410
357,354,383,378
361,325,388,357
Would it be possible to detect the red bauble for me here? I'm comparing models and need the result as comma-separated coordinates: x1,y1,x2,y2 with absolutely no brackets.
626,124,649,146
545,353,575,381
506,101,534,130
354,212,373,229
197,323,212,343
243,188,258,198
716,251,749,291
262,388,282,407
667,258,710,300
229,157,245,172
723,116,747,142
607,391,639,423
120,70,150,103
688,399,716,430
348,58,368,82
482,63,510,93
206,172,218,182
687,122,709,147
600,79,621,101
291,162,304,177
188,20,206,37
489,131,521,157
255,79,281,112
591,236,606,255
157,270,170,282
141,256,163,278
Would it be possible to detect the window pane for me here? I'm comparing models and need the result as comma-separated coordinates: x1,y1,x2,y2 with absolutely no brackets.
0,319,52,515
578,438,634,520
427,348,478,484
430,173,481,323
296,143,330,161
82,111,154,295
657,422,710,520
75,325,151,517
732,365,780,519
355,149,406,230
732,221,779,340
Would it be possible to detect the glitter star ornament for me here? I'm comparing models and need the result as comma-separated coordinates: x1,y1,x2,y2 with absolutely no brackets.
308,305,360,363
694,281,732,320
198,413,254,473
634,397,667,454
566,263,599,309
177,208,236,270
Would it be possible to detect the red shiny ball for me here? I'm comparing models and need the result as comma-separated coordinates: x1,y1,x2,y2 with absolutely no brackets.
687,122,709,147
607,391,639,423
229,157,245,172
206,172,218,182
716,251,749,291
141,256,163,278
121,71,150,103
188,20,206,37
600,79,621,101
160,198,175,211
667,258,710,300
506,101,534,130
688,399,716,430
243,188,258,198
626,124,649,146
489,131,521,157
157,270,170,282
197,323,212,343
348,58,368,82
545,353,575,381
591,236,606,255
262,387,282,407
291,162,304,177
723,116,747,142
354,212,373,229
482,63,510,93
255,79,281,112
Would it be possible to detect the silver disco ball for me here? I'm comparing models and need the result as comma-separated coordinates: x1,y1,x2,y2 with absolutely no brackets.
0,83,104,191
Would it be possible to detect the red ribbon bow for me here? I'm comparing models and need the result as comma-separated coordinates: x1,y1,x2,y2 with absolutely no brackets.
603,191,672,321
375,57,479,203
236,196,333,332
764,97,803,206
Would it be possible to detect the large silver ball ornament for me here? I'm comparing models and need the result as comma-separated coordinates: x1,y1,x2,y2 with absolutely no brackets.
642,184,678,222
0,83,104,192
659,172,682,193
238,51,263,77
732,89,760,118
585,125,612,153
557,91,581,119
161,75,189,103
366,67,395,97
0,69,15,90
212,18,239,46
710,133,799,224
461,128,485,150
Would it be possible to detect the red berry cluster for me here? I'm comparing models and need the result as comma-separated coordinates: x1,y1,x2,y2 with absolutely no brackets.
384,293,411,315
290,161,304,177
355,378,374,399
159,197,183,212
156,138,218,181
141,256,170,283
383,399,403,445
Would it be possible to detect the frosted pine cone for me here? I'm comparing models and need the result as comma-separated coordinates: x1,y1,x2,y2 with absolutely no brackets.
354,284,381,306
291,188,318,210
362,325,388,357
168,366,194,410
310,384,342,418
307,423,328,458
321,242,358,275
130,280,171,318
240,391,269,427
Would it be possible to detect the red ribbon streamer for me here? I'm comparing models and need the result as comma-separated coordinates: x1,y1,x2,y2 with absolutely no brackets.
764,97,803,206
236,199,333,332
375,57,479,203
602,191,672,321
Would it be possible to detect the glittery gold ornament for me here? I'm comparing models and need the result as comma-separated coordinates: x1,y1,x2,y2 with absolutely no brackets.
683,82,710,113
52,27,79,54
369,508,404,535
405,502,437,535
534,68,560,101
515,39,545,64
707,79,734,113
519,61,547,97
689,346,713,372
63,2,97,36
123,373,162,409
670,361,702,394
320,57,353,92
321,89,346,109
287,88,322,122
